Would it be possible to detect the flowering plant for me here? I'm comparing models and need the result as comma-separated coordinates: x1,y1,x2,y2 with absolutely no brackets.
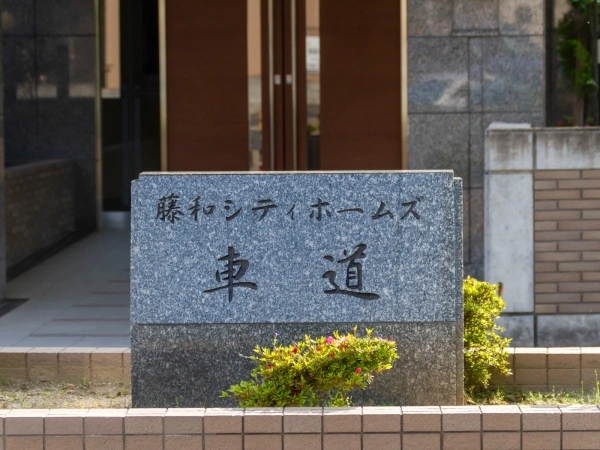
221,327,398,407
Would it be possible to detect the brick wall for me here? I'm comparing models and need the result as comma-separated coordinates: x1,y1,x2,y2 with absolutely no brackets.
490,348,600,393
5,160,76,269
2,347,600,393
2,405,600,450
0,347,130,385
534,169,600,315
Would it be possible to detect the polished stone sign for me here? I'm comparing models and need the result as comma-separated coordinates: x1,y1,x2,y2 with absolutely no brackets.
131,171,463,407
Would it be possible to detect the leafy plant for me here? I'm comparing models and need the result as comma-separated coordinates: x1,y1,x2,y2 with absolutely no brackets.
222,328,398,407
463,277,512,393
558,38,596,98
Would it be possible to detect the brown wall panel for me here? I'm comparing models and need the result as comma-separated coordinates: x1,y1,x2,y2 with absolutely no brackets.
320,0,401,170
167,1,248,171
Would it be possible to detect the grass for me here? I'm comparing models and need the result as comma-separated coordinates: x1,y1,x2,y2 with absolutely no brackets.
469,386,600,405
0,381,131,409
468,375,600,406
1,380,600,409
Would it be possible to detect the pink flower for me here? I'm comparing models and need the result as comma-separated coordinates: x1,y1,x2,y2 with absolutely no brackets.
326,336,334,344
355,367,362,374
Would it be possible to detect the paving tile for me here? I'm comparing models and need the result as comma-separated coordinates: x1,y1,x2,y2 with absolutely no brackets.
204,408,243,434
443,432,481,450
84,409,126,435
560,405,600,430
402,406,441,432
45,415,84,434
5,436,44,450
244,408,282,434
363,433,401,450
522,431,560,450
0,348,30,367
283,408,322,433
164,435,204,450
58,349,95,367
45,435,83,450
204,434,243,450
323,433,360,450
548,347,581,368
283,434,321,450
581,348,600,368
482,432,521,450
77,337,131,347
26,348,61,367
244,434,282,450
17,337,84,347
124,435,163,450
2,231,131,349
480,405,521,431
5,412,45,435
164,408,204,434
124,414,163,435
403,432,441,450
323,407,361,433
514,348,547,369
86,435,125,450
362,406,401,432
563,431,600,449
519,405,561,431
441,406,481,431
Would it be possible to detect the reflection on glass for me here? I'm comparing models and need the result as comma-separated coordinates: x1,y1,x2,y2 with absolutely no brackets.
248,0,263,170
306,0,320,169
549,0,581,126
102,0,121,98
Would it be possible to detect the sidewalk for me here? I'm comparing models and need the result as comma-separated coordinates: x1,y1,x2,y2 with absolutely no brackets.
0,230,130,347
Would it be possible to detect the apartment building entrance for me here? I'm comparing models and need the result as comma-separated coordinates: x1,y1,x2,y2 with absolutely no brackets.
165,0,407,172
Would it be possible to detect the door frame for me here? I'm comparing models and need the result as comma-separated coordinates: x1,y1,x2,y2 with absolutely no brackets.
159,0,168,171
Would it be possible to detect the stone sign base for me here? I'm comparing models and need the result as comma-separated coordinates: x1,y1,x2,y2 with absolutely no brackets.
132,322,462,407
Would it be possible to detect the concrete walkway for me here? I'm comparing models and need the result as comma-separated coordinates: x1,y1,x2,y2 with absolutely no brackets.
0,230,130,347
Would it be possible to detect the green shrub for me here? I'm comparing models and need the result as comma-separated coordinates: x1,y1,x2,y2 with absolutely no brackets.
463,276,512,393
221,328,398,407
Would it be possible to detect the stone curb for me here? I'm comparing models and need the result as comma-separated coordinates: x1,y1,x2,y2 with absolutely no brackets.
0,347,130,385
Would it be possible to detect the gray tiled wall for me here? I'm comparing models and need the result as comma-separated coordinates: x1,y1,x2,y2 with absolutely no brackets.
1,0,96,230
408,0,546,279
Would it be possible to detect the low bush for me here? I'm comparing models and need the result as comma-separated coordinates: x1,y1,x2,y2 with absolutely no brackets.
463,276,512,393
222,328,398,407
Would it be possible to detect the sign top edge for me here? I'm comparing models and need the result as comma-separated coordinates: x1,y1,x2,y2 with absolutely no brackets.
139,170,456,177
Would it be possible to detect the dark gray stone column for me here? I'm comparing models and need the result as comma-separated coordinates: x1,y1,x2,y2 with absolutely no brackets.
0,0,7,297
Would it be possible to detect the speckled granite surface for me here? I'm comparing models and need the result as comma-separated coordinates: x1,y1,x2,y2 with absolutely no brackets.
131,171,463,407
131,172,459,324
131,322,462,407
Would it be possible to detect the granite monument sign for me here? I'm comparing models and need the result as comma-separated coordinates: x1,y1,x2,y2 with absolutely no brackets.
131,171,463,407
